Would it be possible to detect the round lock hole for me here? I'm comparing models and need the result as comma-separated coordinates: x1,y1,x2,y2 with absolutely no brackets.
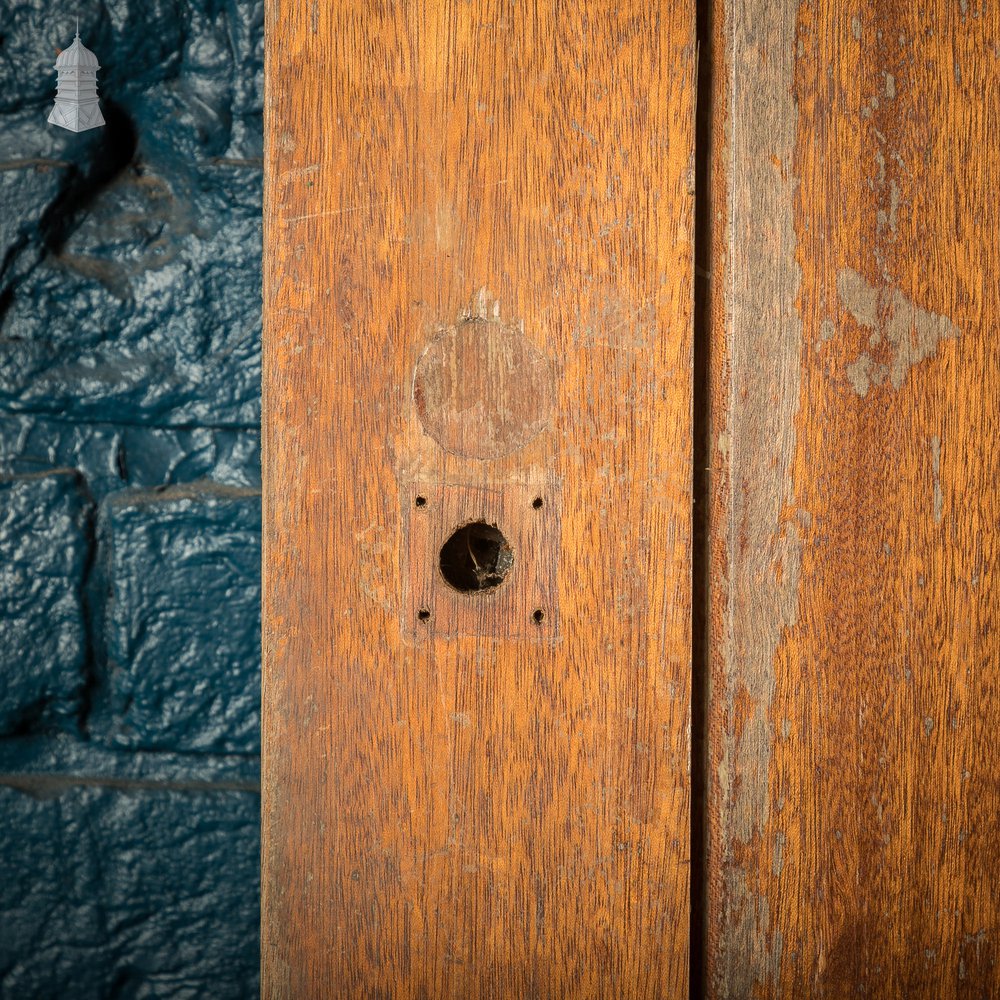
439,521,514,593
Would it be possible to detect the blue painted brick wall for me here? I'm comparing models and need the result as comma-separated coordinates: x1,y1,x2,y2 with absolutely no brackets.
0,2,263,996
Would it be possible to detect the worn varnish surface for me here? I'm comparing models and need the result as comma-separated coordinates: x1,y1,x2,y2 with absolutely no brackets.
708,2,1000,997
262,3,694,997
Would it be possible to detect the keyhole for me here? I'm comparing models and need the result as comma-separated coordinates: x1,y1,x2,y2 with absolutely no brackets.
439,521,514,593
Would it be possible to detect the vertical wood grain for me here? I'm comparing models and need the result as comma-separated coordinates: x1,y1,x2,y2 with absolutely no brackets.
709,1,1000,996
262,3,695,997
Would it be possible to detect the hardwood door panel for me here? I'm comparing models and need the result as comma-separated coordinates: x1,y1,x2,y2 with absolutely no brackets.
263,3,695,997
708,2,1000,997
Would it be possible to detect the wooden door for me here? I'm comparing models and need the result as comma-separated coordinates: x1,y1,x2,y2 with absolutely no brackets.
707,1,1000,997
262,3,695,997
264,1,1000,997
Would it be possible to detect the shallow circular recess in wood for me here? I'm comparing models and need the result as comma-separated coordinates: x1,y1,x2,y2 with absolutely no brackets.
413,318,553,459
439,521,514,593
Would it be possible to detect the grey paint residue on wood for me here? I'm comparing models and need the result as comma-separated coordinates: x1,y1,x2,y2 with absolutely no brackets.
716,0,803,995
837,268,960,396
845,352,889,397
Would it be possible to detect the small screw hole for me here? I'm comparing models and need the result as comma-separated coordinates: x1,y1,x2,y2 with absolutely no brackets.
415,496,427,508
418,608,431,622
532,497,543,509
533,608,545,624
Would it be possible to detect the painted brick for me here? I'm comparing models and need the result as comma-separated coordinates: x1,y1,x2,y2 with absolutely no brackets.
0,415,260,501
90,483,261,753
0,470,92,735
0,785,259,998
0,2,263,428
0,115,78,262
1,0,265,991
0,163,262,427
0,734,259,789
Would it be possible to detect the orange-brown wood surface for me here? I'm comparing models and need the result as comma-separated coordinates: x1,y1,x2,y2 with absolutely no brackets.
707,2,1000,997
262,3,695,997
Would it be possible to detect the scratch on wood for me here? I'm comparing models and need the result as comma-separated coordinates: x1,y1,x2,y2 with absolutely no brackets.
284,206,371,223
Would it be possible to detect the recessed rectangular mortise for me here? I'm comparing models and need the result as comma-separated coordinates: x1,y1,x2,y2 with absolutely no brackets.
402,479,560,641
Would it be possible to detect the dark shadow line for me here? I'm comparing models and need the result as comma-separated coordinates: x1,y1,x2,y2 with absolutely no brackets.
691,0,715,996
